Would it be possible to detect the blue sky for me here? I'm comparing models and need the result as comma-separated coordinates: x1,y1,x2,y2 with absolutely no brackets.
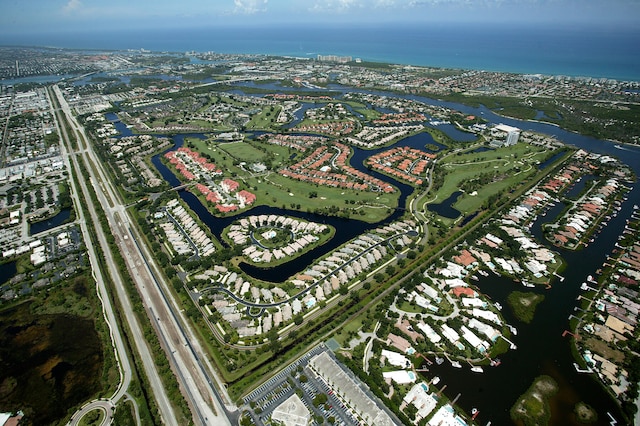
1,0,638,35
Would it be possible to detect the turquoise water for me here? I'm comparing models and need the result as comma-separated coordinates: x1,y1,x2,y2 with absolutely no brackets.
3,22,639,81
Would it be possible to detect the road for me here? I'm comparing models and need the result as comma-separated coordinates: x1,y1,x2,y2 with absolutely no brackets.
47,87,141,426
199,229,417,311
51,86,234,425
0,93,14,168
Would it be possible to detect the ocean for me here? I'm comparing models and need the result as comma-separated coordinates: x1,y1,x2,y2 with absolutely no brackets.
4,22,640,81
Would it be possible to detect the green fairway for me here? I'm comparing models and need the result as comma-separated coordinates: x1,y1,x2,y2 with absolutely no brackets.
430,143,551,217
180,138,400,223
217,141,268,162
246,105,283,130
341,100,382,121
244,172,399,223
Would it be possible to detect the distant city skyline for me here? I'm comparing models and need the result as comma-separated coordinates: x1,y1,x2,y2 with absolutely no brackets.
1,0,638,37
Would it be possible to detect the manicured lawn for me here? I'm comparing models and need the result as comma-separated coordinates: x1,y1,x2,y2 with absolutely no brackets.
341,100,382,121
245,172,399,223
217,141,268,162
178,139,400,223
334,316,365,346
189,119,232,131
190,135,299,170
431,144,551,216
246,105,282,130
397,300,423,314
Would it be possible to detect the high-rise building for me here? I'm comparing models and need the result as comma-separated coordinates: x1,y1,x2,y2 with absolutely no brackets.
317,54,352,63
494,124,521,146
506,130,520,145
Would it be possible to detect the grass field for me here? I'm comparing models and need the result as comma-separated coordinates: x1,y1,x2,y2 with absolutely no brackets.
246,105,282,130
341,100,382,121
216,141,268,162
189,119,233,131
430,143,551,220
183,138,401,223
188,137,293,169
333,316,365,346
246,172,399,223
397,300,423,314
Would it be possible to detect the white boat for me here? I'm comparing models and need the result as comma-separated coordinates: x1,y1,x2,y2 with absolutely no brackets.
494,302,502,310
450,360,462,368
471,366,484,373
471,408,480,420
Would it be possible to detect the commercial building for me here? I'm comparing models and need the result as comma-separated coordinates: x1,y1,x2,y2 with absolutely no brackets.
271,394,311,426
492,124,521,147
309,351,400,426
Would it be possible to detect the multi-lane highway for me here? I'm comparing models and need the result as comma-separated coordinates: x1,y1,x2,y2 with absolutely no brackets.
47,87,144,426
51,86,235,425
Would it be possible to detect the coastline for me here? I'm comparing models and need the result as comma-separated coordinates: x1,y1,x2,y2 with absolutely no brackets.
2,22,639,82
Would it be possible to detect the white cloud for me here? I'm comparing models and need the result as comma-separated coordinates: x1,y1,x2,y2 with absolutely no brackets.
309,0,363,13
234,0,268,14
63,0,82,13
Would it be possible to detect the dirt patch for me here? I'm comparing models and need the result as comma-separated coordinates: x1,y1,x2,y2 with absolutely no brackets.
583,337,625,363
574,402,598,423
519,296,535,307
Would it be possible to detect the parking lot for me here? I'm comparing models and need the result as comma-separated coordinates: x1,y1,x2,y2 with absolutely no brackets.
242,344,364,426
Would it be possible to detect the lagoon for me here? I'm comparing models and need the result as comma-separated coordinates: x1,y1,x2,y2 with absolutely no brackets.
426,190,462,219
29,208,72,235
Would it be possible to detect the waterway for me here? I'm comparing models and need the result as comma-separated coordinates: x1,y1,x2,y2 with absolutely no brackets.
426,170,638,425
565,175,597,199
0,261,17,286
0,74,77,85
426,190,462,219
539,150,569,170
131,84,640,424
282,103,316,129
29,208,73,235
151,136,420,282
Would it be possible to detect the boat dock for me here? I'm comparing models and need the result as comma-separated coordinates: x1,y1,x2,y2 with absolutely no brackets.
574,362,593,374
499,334,517,350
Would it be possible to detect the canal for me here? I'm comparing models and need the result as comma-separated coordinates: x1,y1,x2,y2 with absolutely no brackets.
29,208,73,235
427,169,638,425
112,87,640,424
